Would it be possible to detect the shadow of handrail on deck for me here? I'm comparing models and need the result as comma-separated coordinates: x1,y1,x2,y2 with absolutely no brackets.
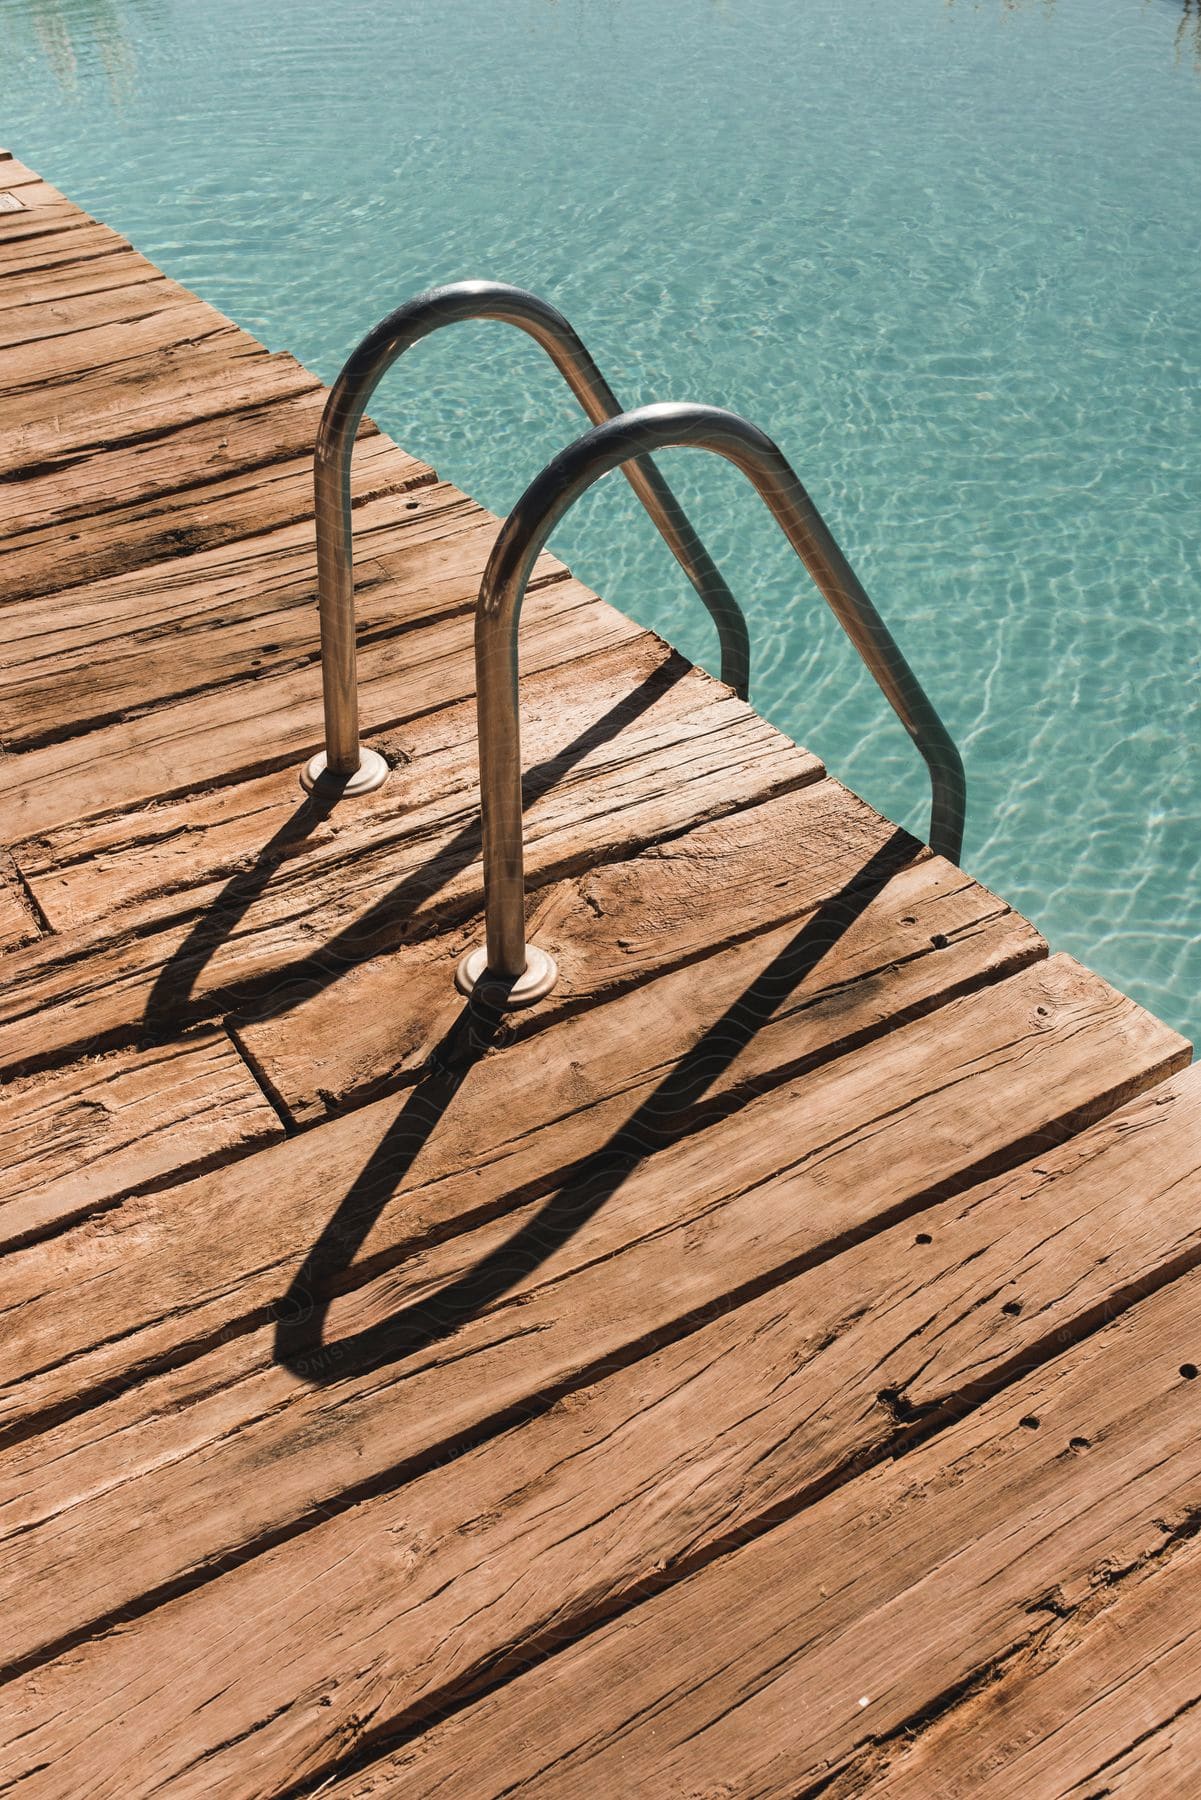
142,786,341,1033
142,654,693,1036
274,831,912,1386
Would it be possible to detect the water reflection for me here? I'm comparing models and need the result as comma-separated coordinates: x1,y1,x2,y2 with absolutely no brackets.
1174,0,1201,71
946,0,1201,71
3,0,160,104
945,0,1057,14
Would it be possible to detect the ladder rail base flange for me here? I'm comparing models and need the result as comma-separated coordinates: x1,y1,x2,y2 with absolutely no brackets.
455,944,558,1009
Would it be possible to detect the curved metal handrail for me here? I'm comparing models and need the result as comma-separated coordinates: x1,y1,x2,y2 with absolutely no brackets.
301,281,750,794
456,401,966,1006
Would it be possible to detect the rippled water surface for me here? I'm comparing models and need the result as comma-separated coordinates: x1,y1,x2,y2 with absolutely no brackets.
3,0,1198,1043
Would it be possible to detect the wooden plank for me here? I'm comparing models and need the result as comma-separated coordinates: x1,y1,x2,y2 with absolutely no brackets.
0,338,318,483
860,1515,1201,1797
0,367,323,535
0,634,810,1070
0,274,196,352
236,793,1013,1124
4,152,1194,1800
0,483,553,749
0,416,429,609
0,828,1024,1429
16,642,804,937
319,1250,1201,1800
0,289,248,390
0,201,109,246
0,249,174,317
0,388,417,612
0,856,39,950
0,1032,284,1251
1081,1712,1201,1800
0,161,70,195
0,222,132,279
3,1064,1196,1796
0,958,1184,1670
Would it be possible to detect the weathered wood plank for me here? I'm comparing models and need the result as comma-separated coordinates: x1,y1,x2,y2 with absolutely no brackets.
12,611,671,931
0,419,432,612
0,391,430,605
0,166,71,206
0,834,1026,1424
5,151,1193,1800
0,958,1184,1670
0,295,259,400
0,1032,284,1250
0,156,45,185
0,199,109,246
0,635,809,1069
0,222,132,279
1,372,328,544
860,1510,1201,1797
0,339,318,484
3,1064,1195,1796
0,273,195,352
0,826,1020,1427
0,857,39,950
0,482,557,749
0,249,172,317
321,1251,1201,1800
235,792,1008,1124
1085,1710,1201,1800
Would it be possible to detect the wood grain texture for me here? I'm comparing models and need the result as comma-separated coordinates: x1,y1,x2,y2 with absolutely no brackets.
0,639,814,1073
0,338,318,487
3,1066,1196,1797
0,386,432,604
0,155,46,183
0,313,266,443
236,789,1026,1123
0,958,1185,1672
0,198,106,246
1084,1711,1201,1800
860,1509,1201,1797
0,479,522,747
0,1032,284,1250
0,249,175,318
13,626,703,930
323,1251,1201,1800
0,293,260,398
0,858,39,950
234,781,943,1116
0,222,132,278
0,274,199,351
0,831,1033,1440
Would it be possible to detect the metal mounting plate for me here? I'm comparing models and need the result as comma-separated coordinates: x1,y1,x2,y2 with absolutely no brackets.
299,747,389,796
455,943,558,1008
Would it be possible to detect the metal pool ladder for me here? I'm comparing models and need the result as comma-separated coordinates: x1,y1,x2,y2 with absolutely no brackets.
454,401,965,1003
303,291,966,1008
301,279,749,796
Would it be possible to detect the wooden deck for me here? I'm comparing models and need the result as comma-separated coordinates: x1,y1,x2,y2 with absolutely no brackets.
3,150,1200,1800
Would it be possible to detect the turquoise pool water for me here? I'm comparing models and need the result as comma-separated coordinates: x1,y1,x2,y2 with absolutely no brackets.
3,0,1198,1045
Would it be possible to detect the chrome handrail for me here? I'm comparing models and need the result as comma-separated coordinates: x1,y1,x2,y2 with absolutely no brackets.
456,401,966,1006
301,281,750,794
